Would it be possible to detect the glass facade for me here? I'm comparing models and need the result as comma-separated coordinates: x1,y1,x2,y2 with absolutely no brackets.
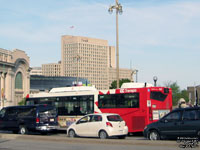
30,75,90,91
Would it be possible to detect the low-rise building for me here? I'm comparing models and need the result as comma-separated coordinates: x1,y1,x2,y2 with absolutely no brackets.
42,62,61,77
0,48,30,108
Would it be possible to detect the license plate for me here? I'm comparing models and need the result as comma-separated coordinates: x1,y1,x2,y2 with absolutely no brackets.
50,118,54,122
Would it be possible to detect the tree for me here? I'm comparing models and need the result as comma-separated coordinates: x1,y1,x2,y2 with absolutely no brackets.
18,97,26,106
164,81,189,106
110,79,131,89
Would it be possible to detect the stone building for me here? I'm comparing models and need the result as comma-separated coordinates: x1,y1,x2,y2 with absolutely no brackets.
0,48,30,108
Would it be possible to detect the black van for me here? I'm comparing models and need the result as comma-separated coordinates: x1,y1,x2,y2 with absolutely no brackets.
0,105,58,134
144,107,200,140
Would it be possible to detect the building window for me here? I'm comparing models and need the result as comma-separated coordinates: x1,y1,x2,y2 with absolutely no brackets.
15,72,23,89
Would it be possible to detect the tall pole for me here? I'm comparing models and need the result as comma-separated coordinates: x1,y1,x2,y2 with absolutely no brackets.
74,55,80,85
109,0,122,89
116,0,119,88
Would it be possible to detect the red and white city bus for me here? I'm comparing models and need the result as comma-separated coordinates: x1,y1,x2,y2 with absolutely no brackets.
25,83,172,133
98,83,173,133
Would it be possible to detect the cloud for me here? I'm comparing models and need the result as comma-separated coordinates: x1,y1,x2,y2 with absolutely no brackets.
1,0,200,88
118,1,200,50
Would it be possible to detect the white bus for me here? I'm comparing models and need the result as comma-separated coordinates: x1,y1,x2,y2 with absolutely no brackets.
26,86,100,128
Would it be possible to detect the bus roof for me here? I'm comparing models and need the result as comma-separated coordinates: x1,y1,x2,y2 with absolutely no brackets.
121,82,153,88
49,85,97,93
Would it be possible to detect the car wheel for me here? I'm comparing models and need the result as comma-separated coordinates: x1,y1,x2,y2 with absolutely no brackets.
19,126,28,135
148,130,160,140
99,130,108,139
68,129,76,138
197,131,200,138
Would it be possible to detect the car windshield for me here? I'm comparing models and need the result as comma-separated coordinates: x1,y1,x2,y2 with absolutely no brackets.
0,108,6,118
107,115,123,122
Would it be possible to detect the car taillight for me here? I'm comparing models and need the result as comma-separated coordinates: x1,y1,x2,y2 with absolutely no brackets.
106,122,113,127
36,117,40,123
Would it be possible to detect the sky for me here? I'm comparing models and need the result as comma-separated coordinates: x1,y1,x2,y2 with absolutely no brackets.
0,0,200,90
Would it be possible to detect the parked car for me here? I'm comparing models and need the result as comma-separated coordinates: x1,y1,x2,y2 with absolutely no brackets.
67,113,128,139
0,105,58,134
144,107,200,140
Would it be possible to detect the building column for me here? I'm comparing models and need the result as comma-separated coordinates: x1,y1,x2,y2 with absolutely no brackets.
1,72,7,108
0,71,2,108
6,69,14,105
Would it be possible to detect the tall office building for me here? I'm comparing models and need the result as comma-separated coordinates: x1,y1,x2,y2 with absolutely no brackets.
61,35,109,89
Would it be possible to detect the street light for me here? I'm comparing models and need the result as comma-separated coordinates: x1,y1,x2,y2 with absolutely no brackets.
73,55,81,85
108,0,123,89
153,76,158,87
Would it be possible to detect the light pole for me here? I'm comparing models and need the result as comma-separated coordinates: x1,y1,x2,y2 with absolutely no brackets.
73,55,81,85
108,0,123,89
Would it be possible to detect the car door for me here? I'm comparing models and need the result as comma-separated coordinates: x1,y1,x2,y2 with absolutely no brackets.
4,108,18,130
75,115,91,136
87,115,103,137
158,110,182,138
179,109,199,137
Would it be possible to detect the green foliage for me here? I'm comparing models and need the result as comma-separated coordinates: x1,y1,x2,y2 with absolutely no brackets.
18,97,26,106
110,79,131,89
164,81,189,106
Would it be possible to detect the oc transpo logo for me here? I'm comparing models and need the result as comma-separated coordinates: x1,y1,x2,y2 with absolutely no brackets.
120,89,137,93
177,137,199,148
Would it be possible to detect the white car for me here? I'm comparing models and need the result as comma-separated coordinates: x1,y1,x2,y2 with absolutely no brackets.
67,113,128,139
